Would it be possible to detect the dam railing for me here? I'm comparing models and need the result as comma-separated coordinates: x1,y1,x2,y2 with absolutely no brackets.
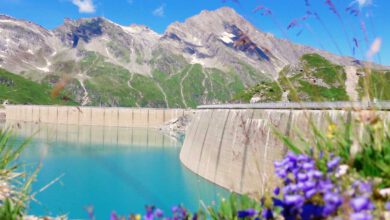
198,101,390,110
3,105,191,128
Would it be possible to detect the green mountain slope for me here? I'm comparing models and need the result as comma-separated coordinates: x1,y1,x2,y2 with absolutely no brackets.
234,54,383,102
4,53,389,107
45,52,246,108
0,68,76,105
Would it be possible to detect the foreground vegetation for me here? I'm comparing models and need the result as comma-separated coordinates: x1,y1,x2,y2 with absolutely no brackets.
1,107,389,219
102,110,390,220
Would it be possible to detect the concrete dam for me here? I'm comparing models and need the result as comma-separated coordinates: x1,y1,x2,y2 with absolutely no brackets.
3,102,390,197
179,102,390,196
4,105,189,128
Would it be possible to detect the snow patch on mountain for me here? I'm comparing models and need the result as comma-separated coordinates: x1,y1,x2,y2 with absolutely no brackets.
219,32,235,44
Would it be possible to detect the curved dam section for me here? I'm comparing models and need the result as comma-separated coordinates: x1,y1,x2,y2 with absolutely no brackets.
179,102,390,196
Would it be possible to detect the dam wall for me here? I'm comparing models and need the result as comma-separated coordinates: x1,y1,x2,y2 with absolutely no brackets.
4,105,189,128
1,121,179,148
180,102,390,196
0,109,5,122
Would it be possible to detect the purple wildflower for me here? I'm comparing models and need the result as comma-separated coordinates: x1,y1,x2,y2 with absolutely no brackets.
237,208,257,218
357,181,372,195
350,212,373,220
262,208,273,219
302,162,314,170
171,206,178,213
253,5,264,13
284,195,304,207
307,170,323,179
253,5,272,16
155,208,164,218
324,0,340,16
327,157,341,171
305,188,317,198
346,5,360,16
110,212,118,220
324,192,343,207
274,187,280,195
353,38,359,48
144,206,155,220
287,19,299,30
386,202,390,211
350,197,373,212
305,0,310,7
297,173,308,182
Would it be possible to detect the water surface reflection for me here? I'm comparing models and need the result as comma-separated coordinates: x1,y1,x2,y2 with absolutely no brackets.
1,121,228,219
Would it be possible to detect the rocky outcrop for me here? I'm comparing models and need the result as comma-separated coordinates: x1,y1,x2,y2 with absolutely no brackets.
1,7,377,80
159,111,195,140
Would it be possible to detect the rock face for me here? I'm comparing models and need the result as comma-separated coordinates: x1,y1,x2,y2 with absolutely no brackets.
159,111,195,140
0,7,384,107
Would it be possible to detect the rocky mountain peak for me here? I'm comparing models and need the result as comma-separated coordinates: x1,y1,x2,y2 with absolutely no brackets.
0,14,52,36
2,7,388,107
0,14,13,20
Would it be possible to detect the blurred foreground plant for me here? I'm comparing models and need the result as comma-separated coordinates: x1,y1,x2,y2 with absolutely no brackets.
276,109,390,189
0,128,36,220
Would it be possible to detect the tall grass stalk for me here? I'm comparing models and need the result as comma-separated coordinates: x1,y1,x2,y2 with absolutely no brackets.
0,128,37,220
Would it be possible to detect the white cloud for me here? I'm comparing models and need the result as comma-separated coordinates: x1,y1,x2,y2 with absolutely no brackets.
71,0,96,13
356,0,373,8
152,4,165,17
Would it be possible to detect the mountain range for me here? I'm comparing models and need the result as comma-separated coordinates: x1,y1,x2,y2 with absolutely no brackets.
0,7,389,107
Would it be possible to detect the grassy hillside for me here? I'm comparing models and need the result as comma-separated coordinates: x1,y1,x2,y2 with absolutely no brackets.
53,52,246,108
0,68,77,105
8,52,386,108
235,54,350,102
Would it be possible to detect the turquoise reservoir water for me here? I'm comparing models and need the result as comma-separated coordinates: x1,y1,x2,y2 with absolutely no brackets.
5,122,228,219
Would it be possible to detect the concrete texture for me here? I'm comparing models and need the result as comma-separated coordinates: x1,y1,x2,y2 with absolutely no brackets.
4,105,187,128
0,109,5,122
1,121,179,148
180,106,390,196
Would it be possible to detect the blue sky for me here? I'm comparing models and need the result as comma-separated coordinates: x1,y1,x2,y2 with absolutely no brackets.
0,0,389,65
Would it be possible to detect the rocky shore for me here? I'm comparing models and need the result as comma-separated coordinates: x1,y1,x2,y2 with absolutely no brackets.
159,110,195,141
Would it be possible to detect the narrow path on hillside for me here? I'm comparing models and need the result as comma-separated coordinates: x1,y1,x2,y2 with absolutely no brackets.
180,65,194,108
156,82,169,108
201,69,210,103
127,73,142,107
201,69,207,90
205,69,215,98
78,79,90,106
76,55,100,106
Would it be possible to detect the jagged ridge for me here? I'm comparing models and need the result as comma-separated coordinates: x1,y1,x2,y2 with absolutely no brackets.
0,7,387,107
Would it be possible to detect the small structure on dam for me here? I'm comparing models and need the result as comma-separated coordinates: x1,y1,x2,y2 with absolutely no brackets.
179,102,390,197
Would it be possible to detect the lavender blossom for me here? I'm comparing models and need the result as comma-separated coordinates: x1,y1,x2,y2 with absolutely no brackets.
237,208,257,218
385,202,390,211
